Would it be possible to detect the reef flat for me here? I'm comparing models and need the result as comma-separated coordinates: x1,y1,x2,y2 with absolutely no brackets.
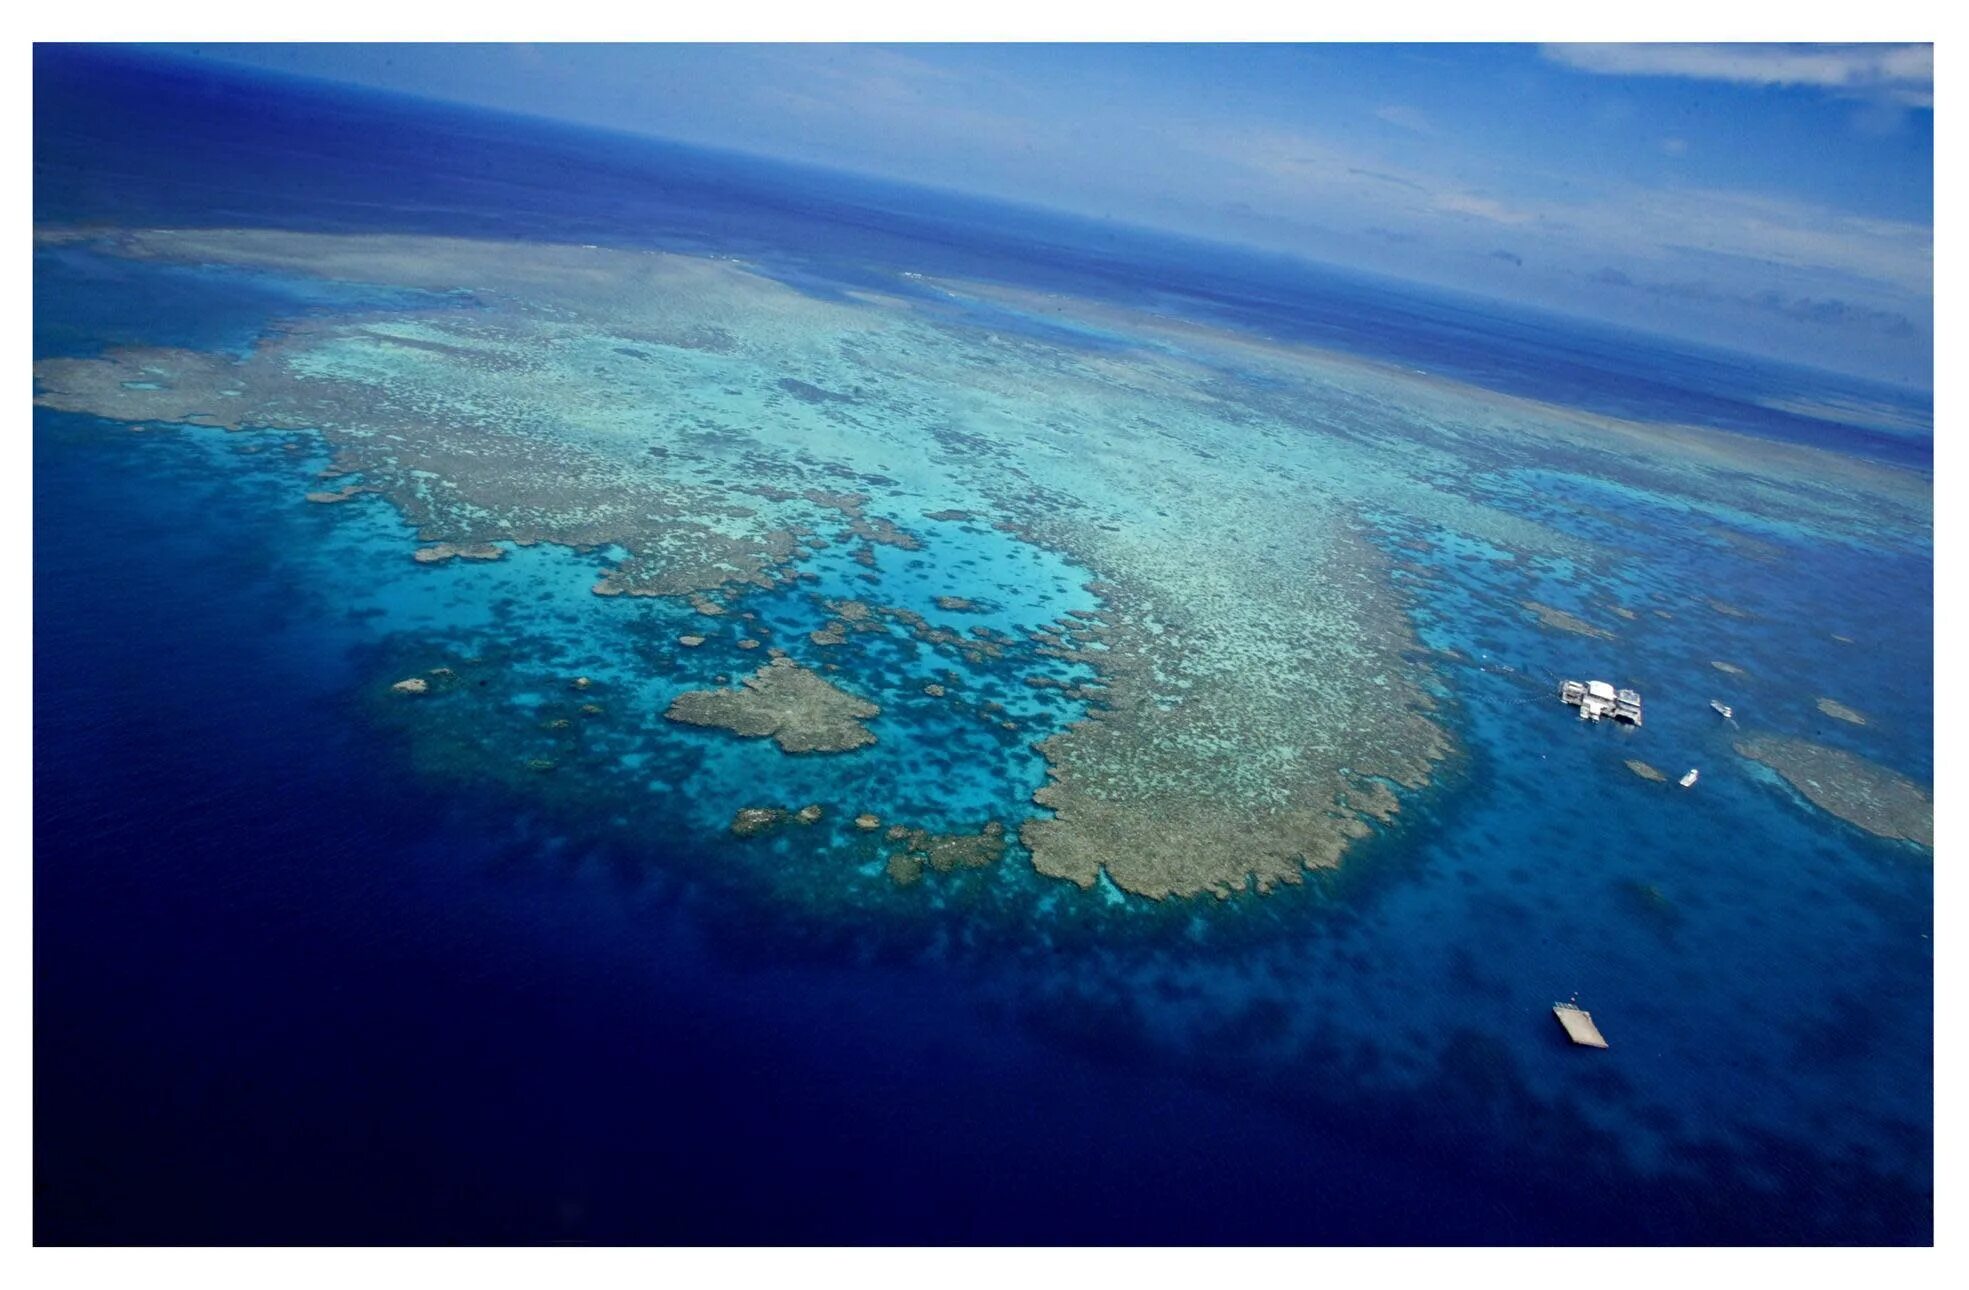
1735,735,1932,848
1017,523,1449,899
32,227,1931,905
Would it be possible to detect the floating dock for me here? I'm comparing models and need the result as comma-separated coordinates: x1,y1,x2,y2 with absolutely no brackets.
1553,1001,1609,1048
1559,679,1643,726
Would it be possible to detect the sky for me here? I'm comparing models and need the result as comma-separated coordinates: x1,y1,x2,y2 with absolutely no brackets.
159,43,1934,387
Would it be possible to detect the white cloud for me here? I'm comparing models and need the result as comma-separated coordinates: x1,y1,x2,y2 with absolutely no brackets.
1542,43,1933,107
1373,104,1433,134
1430,192,1537,226
1194,127,1544,228
1179,122,1930,305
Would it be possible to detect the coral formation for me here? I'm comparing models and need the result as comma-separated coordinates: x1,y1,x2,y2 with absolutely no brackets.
1735,735,1931,848
1816,698,1868,726
412,542,504,564
1520,600,1615,640
882,822,1008,887
731,806,787,837
665,658,879,754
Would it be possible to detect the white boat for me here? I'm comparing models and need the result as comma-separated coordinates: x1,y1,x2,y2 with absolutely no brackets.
1710,699,1733,719
1679,768,1700,788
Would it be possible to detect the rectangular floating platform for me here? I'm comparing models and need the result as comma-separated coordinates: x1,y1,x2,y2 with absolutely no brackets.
1553,1002,1609,1048
1559,679,1643,726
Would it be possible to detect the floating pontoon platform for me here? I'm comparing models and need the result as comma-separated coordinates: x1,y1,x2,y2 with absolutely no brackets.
1559,679,1643,725
1552,1001,1609,1048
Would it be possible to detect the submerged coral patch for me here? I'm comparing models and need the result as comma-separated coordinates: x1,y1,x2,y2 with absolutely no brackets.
731,806,788,837
1816,697,1868,726
1735,735,1932,848
1520,599,1615,640
1706,597,1753,619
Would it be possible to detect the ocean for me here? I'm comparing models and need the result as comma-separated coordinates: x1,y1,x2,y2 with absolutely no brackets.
33,45,1933,1245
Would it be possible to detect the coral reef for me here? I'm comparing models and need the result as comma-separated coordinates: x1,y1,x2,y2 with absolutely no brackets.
883,822,1008,887
665,658,879,754
1816,698,1868,726
1735,735,1931,848
412,542,504,564
45,228,1917,904
1520,600,1615,640
1016,526,1450,900
731,806,787,837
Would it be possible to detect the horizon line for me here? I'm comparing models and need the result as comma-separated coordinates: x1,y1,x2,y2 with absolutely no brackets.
41,42,1936,400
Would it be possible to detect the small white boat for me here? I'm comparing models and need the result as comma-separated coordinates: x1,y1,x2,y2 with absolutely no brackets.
1710,699,1733,719
1679,768,1700,788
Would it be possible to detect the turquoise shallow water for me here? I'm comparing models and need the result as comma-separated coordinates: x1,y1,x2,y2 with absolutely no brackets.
33,48,1932,1245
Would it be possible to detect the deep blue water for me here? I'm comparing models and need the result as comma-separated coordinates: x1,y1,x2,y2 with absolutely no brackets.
34,45,1932,1245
